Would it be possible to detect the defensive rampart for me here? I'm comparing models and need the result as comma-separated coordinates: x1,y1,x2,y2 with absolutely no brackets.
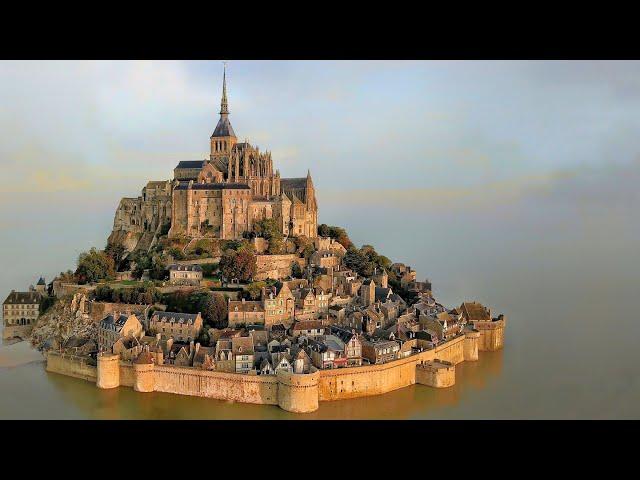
46,330,497,413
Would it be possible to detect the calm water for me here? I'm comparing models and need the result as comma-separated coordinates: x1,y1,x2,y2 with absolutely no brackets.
1,163,639,419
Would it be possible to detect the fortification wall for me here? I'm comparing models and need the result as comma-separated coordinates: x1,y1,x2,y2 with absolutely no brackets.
46,351,97,382
277,370,320,413
119,362,135,387
477,319,506,351
48,331,491,413
152,365,279,405
316,334,465,401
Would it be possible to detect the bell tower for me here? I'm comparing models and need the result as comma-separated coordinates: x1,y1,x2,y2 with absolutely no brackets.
210,62,237,162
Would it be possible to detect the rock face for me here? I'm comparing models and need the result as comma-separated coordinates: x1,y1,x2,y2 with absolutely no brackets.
30,293,96,351
107,229,144,254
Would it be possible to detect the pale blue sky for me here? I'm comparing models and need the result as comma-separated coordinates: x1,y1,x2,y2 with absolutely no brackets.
1,60,640,294
3,60,640,199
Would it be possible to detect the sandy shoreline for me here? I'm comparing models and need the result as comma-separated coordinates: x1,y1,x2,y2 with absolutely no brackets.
0,341,44,369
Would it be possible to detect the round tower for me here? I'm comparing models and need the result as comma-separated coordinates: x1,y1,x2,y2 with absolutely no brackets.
276,369,320,413
133,351,155,393
96,353,120,389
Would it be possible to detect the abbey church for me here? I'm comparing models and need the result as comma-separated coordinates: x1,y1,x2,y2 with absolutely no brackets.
110,67,318,251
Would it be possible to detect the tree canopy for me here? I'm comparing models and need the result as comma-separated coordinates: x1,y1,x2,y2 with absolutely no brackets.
317,224,353,249
219,248,257,283
75,248,116,284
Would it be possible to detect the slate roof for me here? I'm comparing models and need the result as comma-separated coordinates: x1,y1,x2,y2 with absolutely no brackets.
375,287,392,302
37,277,46,285
152,311,200,324
232,336,254,355
175,160,207,169
3,291,41,305
174,182,250,191
329,326,356,344
292,320,324,331
168,264,203,272
229,300,264,313
211,115,236,138
100,313,134,333
281,178,309,203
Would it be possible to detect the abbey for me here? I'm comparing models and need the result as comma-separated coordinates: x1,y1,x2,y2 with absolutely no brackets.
110,67,318,250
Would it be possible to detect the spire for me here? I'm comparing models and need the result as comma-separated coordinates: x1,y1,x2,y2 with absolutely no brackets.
220,61,229,115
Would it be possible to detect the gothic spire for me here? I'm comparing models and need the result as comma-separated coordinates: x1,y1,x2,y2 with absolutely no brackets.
220,62,229,115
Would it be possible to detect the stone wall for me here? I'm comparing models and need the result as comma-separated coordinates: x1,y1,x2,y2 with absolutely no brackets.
88,302,149,323
152,365,279,406
48,331,492,414
416,360,456,388
46,351,97,382
255,254,305,281
316,334,465,401
476,318,506,351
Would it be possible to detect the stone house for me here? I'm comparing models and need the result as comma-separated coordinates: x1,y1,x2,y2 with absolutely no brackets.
168,264,203,285
315,289,331,315
232,336,255,374
359,279,376,307
272,353,293,373
372,269,388,289
361,339,400,365
307,335,347,370
2,289,42,340
291,320,325,338
149,311,203,343
291,346,312,374
228,298,265,327
263,283,295,327
97,312,144,353
328,304,347,323
310,250,342,269
214,338,235,372
294,288,317,317
259,358,274,375
330,326,363,367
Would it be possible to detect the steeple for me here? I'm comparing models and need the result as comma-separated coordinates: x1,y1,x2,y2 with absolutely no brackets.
210,62,237,160
220,62,229,115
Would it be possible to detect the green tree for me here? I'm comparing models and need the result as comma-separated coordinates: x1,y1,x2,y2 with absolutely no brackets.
219,248,257,283
199,293,228,328
291,261,303,279
317,224,353,249
294,235,314,260
245,281,266,300
267,234,286,254
75,248,116,284
105,242,126,267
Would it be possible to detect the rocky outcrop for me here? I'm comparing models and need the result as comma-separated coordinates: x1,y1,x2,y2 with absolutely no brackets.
30,293,96,352
107,229,144,255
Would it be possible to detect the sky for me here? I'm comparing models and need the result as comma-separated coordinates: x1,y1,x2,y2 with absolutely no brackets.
1,60,640,292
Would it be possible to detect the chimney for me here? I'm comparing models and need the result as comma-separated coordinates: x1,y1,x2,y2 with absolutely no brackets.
156,333,161,341
195,342,200,354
